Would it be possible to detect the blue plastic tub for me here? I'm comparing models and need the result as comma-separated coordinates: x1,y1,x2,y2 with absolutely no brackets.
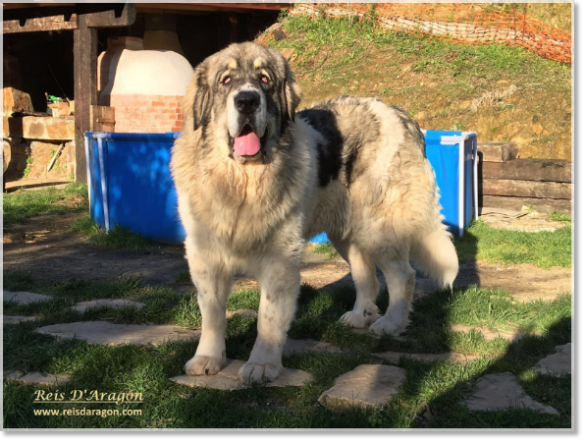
423,130,478,237
85,129,477,244
85,132,186,243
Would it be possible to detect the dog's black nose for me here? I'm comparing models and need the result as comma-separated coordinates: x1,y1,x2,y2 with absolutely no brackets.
234,90,261,114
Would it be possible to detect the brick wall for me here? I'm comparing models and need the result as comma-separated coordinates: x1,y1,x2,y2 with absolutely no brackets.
109,94,185,133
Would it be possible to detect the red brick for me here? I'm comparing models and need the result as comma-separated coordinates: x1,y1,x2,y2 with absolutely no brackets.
152,101,165,107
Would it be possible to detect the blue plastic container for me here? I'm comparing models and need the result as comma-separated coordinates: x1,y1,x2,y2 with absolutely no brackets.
85,132,186,243
85,129,477,245
423,130,478,237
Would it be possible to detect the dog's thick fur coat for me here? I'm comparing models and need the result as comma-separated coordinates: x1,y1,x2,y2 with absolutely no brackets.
170,42,458,384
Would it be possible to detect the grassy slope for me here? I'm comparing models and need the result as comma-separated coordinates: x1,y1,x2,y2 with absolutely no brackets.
268,13,571,159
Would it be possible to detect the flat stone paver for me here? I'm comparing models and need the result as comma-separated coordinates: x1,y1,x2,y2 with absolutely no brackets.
533,343,571,377
73,299,146,313
3,315,37,324
318,364,407,411
226,309,258,319
4,370,71,385
170,359,313,390
36,321,201,346
460,372,559,416
283,338,343,357
373,351,480,364
450,324,527,342
3,290,52,305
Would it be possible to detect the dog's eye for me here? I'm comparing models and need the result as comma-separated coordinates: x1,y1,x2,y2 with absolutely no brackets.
260,75,269,84
222,77,231,85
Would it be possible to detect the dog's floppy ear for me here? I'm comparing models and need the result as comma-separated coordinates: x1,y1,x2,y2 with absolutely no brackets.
189,63,211,131
283,63,303,123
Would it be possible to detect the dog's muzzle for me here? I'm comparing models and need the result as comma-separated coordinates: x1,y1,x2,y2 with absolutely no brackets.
234,90,261,115
228,89,267,161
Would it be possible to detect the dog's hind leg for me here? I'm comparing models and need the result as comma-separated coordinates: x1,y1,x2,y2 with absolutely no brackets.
369,248,415,336
335,239,381,329
239,255,301,384
183,241,232,376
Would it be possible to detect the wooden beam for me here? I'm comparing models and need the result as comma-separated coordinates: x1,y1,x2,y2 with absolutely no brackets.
477,142,518,162
481,159,572,183
3,3,136,34
73,15,97,184
3,14,78,34
3,4,72,10
84,3,136,28
482,179,572,200
136,3,290,13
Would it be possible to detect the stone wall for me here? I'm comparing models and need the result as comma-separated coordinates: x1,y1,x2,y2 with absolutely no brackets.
3,116,76,180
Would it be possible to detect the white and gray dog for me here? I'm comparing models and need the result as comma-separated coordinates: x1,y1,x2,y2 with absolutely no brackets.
170,42,458,384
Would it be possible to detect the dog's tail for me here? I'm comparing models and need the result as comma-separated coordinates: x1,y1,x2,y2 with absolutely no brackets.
410,226,459,289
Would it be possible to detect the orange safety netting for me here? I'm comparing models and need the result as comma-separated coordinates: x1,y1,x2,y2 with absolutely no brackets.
289,3,572,65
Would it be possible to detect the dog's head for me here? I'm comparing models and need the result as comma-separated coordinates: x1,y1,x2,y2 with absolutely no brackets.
185,42,302,162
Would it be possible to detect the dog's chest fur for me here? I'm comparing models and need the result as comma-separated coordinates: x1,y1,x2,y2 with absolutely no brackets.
175,129,316,254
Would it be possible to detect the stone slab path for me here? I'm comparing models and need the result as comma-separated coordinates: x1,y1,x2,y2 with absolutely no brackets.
374,351,480,364
318,364,407,411
4,370,71,386
3,315,37,324
459,372,559,416
170,359,313,390
73,299,146,313
533,343,571,377
3,290,52,305
36,321,201,346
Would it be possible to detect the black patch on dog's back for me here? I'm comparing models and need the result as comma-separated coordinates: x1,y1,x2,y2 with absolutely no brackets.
297,108,343,187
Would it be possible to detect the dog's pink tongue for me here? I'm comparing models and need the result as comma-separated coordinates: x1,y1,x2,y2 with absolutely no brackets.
234,132,261,156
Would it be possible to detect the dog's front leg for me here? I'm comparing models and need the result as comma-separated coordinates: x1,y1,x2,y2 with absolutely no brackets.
183,242,232,376
239,256,301,384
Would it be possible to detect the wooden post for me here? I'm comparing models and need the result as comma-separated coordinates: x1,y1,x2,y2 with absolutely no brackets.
73,14,97,184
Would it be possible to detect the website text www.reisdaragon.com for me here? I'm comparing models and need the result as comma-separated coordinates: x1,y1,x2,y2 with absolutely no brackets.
33,407,143,418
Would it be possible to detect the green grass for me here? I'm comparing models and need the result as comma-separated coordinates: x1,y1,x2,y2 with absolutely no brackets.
312,242,339,261
311,219,571,270
72,217,155,251
271,14,569,85
549,211,572,222
3,268,571,429
3,183,88,225
455,220,571,268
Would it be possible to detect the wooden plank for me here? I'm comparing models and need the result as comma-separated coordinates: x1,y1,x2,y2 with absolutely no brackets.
482,159,572,183
477,142,518,162
84,3,136,28
482,195,571,215
91,106,115,132
3,4,72,10
137,3,290,13
483,179,572,200
3,14,78,33
73,15,97,184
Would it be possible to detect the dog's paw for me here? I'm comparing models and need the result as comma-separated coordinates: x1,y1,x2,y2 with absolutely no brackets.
184,354,226,376
340,304,381,329
238,361,282,384
369,316,408,336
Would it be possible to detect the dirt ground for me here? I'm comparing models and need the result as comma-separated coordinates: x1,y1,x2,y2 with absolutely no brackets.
2,208,571,303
